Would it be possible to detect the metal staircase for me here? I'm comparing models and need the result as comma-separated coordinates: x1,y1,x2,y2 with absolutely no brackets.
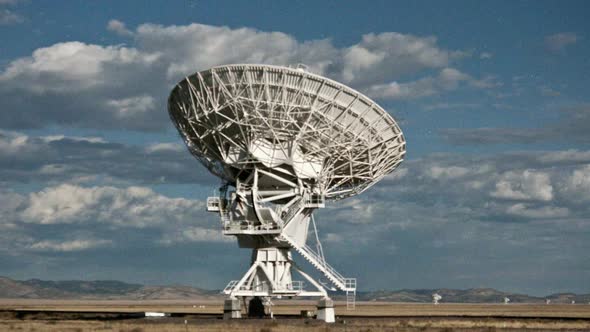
281,233,356,309
223,280,239,294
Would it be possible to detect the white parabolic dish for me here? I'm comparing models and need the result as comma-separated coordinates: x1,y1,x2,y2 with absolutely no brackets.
168,64,406,200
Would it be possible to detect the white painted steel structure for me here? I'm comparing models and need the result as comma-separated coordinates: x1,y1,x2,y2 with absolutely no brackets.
432,293,442,305
168,64,406,312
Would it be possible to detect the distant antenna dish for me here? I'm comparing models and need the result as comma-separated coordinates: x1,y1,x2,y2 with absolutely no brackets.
503,297,510,304
432,293,442,305
545,299,551,305
168,64,406,320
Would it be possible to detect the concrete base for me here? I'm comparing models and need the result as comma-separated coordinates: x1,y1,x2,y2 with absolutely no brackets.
223,298,241,319
316,298,335,323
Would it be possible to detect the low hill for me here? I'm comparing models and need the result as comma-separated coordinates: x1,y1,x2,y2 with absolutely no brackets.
357,288,541,303
351,288,590,304
1,276,588,303
0,276,220,300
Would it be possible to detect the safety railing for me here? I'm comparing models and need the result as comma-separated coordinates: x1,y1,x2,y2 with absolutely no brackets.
281,233,355,292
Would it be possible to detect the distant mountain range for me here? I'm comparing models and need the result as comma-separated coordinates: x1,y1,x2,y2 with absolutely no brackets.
355,288,590,304
0,276,220,300
1,276,589,303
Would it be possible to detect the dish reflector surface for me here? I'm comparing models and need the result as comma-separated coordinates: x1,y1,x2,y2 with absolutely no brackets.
168,64,405,199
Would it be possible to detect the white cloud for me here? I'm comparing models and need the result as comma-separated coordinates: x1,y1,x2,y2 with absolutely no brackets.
326,198,376,224
159,227,229,245
480,52,493,59
135,22,338,80
544,32,579,53
0,22,475,130
537,150,590,164
28,239,112,252
0,9,22,25
539,85,561,97
441,105,590,145
137,25,462,85
107,95,156,119
20,184,205,227
0,183,226,256
469,74,502,89
423,102,481,111
0,41,160,94
506,203,569,219
365,68,493,100
0,131,39,155
0,131,214,186
427,165,470,179
491,170,553,201
340,33,464,86
107,19,134,37
559,165,590,203
2,148,589,291
0,190,25,229
145,142,183,153
385,167,408,181
0,42,163,130
40,135,106,144
365,68,466,99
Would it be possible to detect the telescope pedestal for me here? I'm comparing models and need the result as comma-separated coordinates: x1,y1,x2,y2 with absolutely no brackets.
317,298,335,323
224,247,327,298
223,298,241,319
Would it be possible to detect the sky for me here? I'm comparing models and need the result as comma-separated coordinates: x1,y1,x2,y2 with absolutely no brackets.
0,0,589,296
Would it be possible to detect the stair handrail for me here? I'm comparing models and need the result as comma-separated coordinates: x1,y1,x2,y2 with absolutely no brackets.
281,233,354,291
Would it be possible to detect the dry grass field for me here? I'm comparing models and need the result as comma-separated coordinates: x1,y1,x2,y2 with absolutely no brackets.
1,299,589,331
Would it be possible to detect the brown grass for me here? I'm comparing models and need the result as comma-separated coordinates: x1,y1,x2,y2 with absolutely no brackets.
1,318,590,332
1,300,589,331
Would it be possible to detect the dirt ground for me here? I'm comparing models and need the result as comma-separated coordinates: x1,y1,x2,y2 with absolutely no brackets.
1,299,589,331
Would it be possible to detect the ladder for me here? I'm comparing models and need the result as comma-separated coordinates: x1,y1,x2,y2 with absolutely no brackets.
346,290,356,310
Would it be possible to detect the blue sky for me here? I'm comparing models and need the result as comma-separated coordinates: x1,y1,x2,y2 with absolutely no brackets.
0,0,589,296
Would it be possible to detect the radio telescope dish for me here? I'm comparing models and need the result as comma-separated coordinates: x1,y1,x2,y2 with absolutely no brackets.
432,293,442,305
168,64,406,321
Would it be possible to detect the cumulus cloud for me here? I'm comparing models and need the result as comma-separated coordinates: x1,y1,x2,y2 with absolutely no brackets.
491,170,553,201
312,152,590,286
2,148,589,290
365,68,496,100
544,32,579,53
106,95,156,119
427,165,470,180
28,239,112,252
307,149,590,291
537,150,590,164
0,42,164,130
107,19,134,37
20,184,204,226
0,130,215,186
0,22,474,131
366,68,467,99
159,227,229,245
1,183,222,253
441,127,546,145
441,105,590,145
559,165,590,203
506,203,569,219
347,150,590,228
1,42,160,93
337,32,465,86
134,23,338,80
